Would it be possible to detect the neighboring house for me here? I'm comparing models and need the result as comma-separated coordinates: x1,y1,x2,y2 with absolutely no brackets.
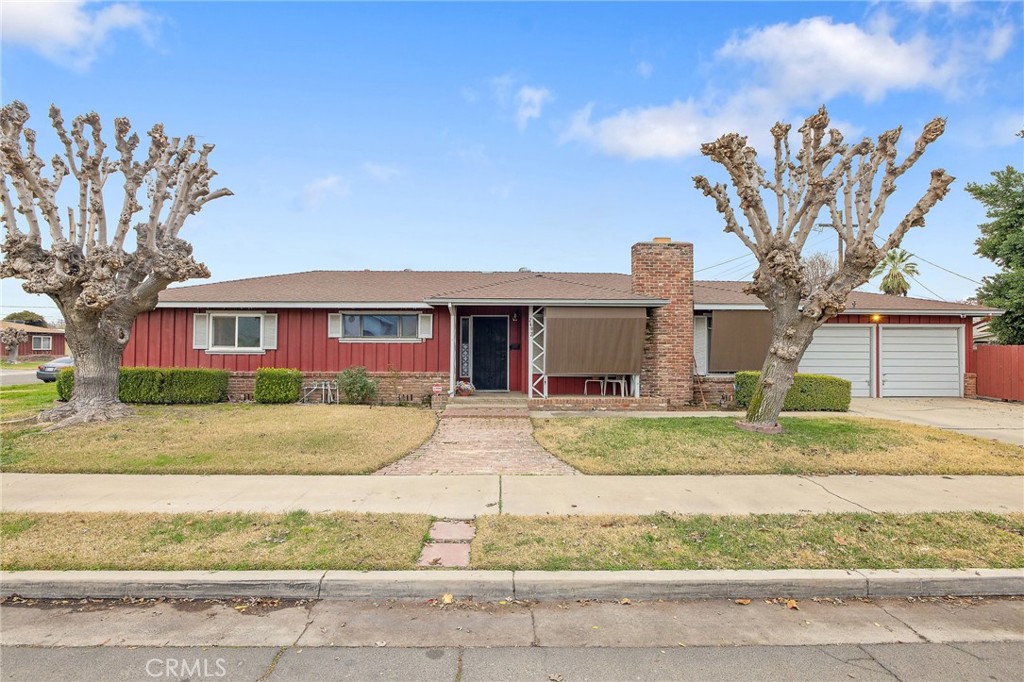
0,321,66,358
123,239,999,405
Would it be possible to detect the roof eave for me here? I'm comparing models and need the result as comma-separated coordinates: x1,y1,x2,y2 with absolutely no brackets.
157,301,431,310
695,303,1003,316
423,297,668,307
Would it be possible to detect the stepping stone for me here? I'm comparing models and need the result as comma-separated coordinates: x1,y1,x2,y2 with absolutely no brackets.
430,520,475,542
417,543,470,568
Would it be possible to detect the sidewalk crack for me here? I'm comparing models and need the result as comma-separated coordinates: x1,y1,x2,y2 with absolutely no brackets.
874,601,930,643
798,475,876,513
858,644,903,681
316,571,326,600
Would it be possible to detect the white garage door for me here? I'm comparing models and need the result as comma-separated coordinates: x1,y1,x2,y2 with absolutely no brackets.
799,326,872,397
880,326,961,397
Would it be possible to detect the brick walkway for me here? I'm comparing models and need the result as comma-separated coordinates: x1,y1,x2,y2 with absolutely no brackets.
376,401,577,476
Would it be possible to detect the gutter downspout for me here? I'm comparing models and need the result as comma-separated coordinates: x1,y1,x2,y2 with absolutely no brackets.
448,303,457,396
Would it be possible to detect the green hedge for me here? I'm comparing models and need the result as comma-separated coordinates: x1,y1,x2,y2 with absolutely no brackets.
56,367,228,404
734,371,851,412
254,368,303,404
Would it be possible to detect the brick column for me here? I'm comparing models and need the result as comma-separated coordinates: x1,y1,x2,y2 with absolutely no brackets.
964,372,977,399
631,239,694,407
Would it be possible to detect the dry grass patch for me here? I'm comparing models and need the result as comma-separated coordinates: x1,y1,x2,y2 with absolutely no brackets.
0,511,431,571
472,513,1024,571
1,403,436,474
532,416,1024,475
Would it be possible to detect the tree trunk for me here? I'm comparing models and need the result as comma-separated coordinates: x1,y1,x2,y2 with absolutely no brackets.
739,312,819,434
39,313,134,428
7,348,17,363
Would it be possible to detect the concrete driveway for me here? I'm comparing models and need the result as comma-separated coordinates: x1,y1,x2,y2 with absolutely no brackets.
849,397,1024,446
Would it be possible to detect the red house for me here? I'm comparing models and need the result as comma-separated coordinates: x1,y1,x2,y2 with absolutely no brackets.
123,239,998,406
1,321,66,359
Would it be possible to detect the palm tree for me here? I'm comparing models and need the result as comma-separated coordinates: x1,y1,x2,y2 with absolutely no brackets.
871,249,920,296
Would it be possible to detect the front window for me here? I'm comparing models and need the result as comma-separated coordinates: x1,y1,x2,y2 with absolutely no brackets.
342,314,419,339
211,315,262,349
31,335,52,351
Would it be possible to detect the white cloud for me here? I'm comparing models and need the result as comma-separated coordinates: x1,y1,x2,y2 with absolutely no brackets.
515,86,552,130
717,17,954,103
362,163,404,182
2,0,158,70
301,175,348,208
985,24,1014,61
636,61,654,79
564,13,1005,160
454,143,491,166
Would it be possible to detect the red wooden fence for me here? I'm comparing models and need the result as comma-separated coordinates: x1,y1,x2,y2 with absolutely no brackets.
973,345,1024,402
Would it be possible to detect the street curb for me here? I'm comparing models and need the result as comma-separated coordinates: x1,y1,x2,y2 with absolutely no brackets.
2,568,1021,601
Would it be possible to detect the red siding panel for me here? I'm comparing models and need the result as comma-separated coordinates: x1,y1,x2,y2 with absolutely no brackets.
124,307,452,374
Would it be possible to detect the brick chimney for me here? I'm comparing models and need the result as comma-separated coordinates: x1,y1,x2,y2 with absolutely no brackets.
631,239,694,407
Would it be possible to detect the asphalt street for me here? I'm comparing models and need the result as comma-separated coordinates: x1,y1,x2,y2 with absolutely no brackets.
1,596,1021,681
0,370,38,387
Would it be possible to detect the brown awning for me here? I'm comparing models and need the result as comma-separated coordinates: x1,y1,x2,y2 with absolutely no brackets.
546,307,647,375
708,310,772,372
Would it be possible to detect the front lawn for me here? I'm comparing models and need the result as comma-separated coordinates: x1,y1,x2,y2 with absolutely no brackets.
0,382,58,422
0,511,431,571
1,403,436,474
3,511,1020,572
472,512,1024,571
532,416,1024,475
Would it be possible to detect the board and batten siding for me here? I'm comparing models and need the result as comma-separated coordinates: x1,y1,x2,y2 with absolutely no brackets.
122,307,452,373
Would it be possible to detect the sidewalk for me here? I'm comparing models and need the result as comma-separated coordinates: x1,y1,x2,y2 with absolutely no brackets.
3,473,1021,516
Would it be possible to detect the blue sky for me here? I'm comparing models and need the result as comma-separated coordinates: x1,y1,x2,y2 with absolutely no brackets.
2,1,1022,323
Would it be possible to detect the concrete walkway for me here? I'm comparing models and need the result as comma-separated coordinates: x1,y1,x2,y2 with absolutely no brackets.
378,396,577,475
849,397,1024,446
3,473,1021,517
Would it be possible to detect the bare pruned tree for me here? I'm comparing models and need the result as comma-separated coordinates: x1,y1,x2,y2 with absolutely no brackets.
0,327,28,362
0,101,231,426
694,106,953,433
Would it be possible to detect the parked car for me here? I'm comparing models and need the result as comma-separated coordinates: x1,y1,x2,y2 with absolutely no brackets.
36,356,74,382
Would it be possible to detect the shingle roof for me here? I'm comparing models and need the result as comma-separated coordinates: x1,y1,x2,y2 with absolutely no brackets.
157,271,999,315
0,321,64,334
694,280,1001,315
158,271,657,306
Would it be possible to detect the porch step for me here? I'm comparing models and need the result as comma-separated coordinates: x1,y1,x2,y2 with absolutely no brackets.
442,407,530,419
448,394,529,407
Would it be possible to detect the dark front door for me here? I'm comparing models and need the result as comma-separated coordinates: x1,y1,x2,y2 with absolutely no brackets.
472,316,508,391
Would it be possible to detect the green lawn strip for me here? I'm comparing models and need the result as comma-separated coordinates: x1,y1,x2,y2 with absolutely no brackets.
1,361,47,370
0,511,432,571
0,382,58,422
472,512,1024,571
1,403,437,474
532,416,1024,476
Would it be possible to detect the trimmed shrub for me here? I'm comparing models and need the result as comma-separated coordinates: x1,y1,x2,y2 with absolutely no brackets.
56,367,74,401
338,366,377,404
55,367,228,404
734,371,851,412
254,368,303,404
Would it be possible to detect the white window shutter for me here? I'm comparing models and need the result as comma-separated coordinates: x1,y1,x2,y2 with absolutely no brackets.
262,314,278,350
693,316,708,376
327,313,342,339
192,313,209,349
418,313,434,339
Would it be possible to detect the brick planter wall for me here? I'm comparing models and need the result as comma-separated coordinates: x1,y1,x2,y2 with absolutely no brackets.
227,371,448,404
693,375,736,408
529,396,668,411
631,240,694,407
